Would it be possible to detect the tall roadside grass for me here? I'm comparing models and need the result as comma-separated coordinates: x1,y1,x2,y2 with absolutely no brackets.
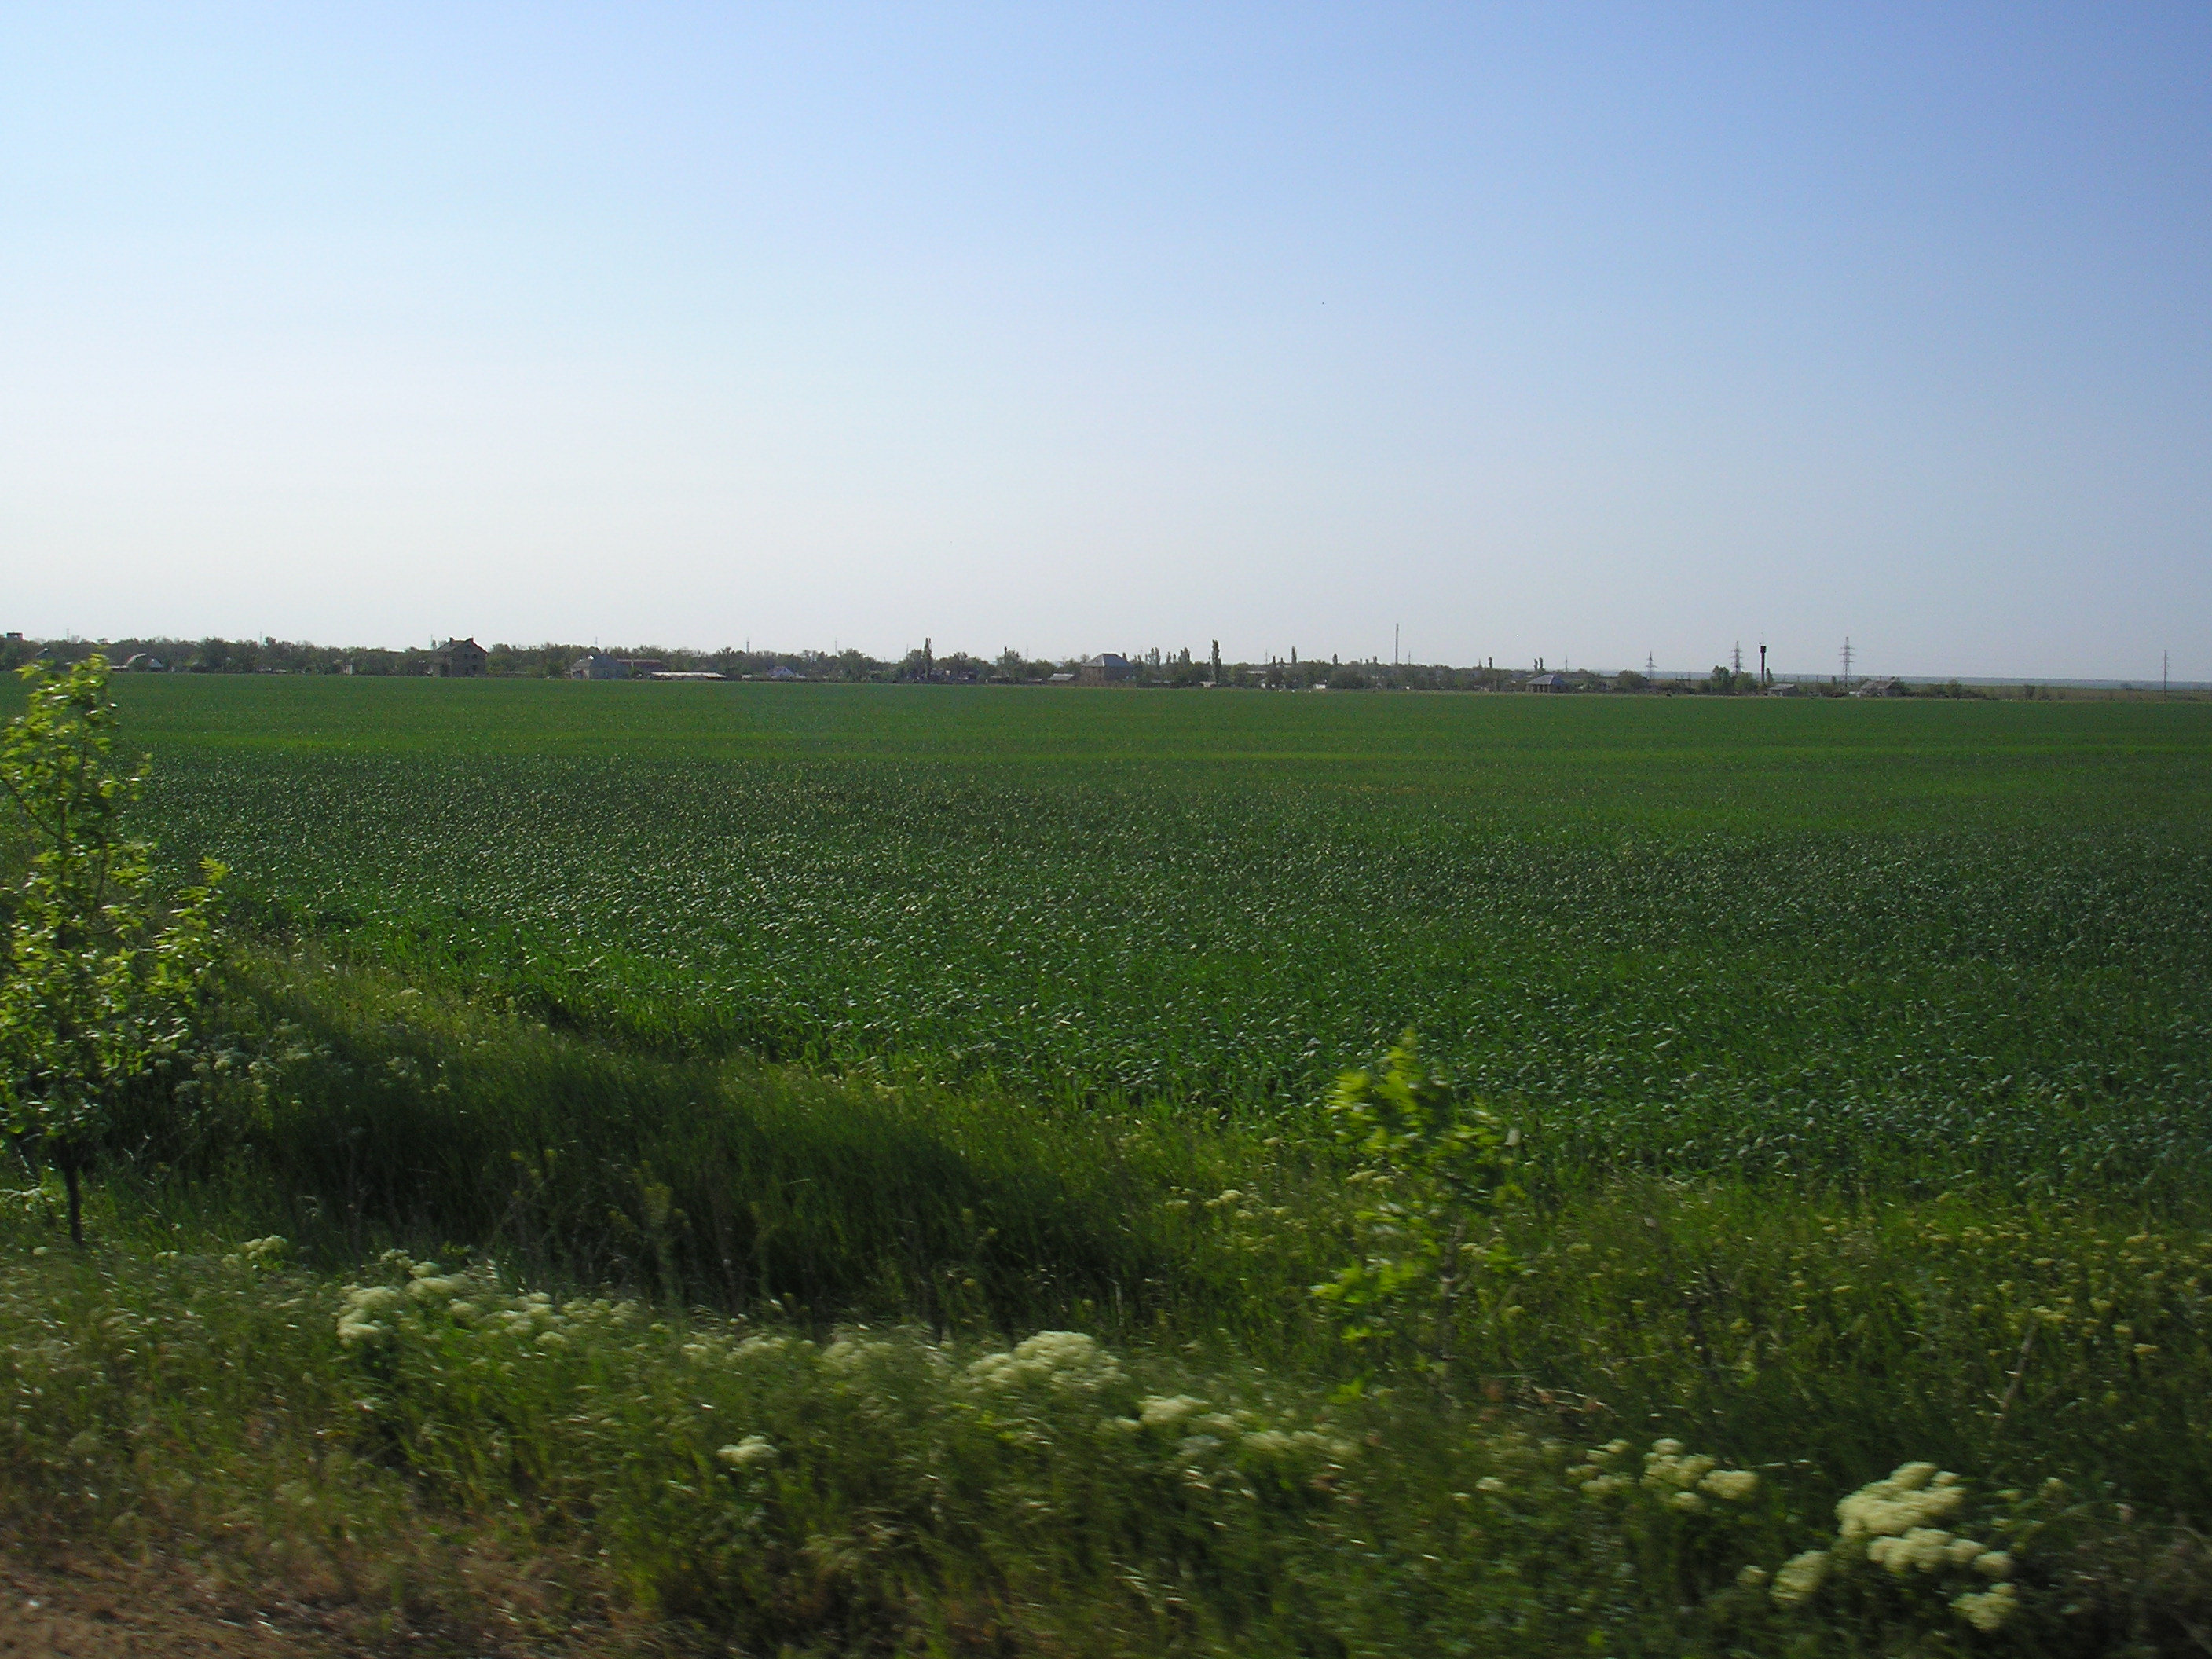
119,945,1307,1331
5,1233,2203,1656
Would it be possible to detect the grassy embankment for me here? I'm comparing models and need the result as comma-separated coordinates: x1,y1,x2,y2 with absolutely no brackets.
3,680,2210,1652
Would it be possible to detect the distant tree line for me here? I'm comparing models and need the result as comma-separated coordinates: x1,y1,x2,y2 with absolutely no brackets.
1,633,2181,698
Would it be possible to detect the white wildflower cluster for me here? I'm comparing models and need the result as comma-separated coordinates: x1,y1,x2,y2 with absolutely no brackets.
1950,1579,2022,1634
335,1283,405,1346
324,1291,1347,1525
716,1434,776,1470
1835,1461,1965,1543
1111,1391,1352,1469
681,1331,799,1368
334,1254,642,1352
965,1331,1124,1393
1640,1438,1760,1512
1137,1393,1208,1429
1566,1438,1635,1497
822,1334,899,1374
1565,1438,1756,1511
1767,1462,2018,1633
1771,1548,1831,1606
222,1236,289,1271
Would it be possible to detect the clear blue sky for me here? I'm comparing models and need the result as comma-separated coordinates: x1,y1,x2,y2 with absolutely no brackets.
3,4,2206,678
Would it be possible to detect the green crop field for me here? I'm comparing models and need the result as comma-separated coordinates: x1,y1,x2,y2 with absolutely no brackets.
8,672,2212,1654
107,676,2212,1188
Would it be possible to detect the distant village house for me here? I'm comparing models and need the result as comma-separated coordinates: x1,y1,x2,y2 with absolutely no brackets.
432,637,487,677
569,652,628,680
1078,653,1133,686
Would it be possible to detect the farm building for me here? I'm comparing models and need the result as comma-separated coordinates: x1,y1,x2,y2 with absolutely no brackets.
1078,653,1133,686
432,638,488,678
624,658,668,679
1855,679,1901,698
570,653,628,680
1523,672,1569,693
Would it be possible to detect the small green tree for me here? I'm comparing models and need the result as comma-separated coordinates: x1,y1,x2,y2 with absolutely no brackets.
0,656,225,1244
1311,1031,1519,1390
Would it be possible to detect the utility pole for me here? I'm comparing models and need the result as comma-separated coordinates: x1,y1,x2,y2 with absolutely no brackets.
1394,624,1400,666
2164,650,2170,699
1732,641,1742,676
1759,641,1768,689
1840,637,1854,688
1646,650,1655,679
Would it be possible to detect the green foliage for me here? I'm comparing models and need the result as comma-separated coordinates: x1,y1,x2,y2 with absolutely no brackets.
1312,1031,1518,1382
0,655,224,1242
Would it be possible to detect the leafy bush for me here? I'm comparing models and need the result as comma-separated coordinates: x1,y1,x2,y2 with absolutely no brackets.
1310,1031,1519,1384
0,656,223,1242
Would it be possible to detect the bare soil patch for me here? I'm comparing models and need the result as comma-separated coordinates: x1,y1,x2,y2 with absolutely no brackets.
0,1553,379,1658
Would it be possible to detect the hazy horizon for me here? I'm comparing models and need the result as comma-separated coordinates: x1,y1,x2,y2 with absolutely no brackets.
5,5,2207,682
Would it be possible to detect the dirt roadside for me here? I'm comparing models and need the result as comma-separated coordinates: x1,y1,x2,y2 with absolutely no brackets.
0,1554,361,1658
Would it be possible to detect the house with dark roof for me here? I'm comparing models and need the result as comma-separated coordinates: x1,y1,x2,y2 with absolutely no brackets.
432,637,488,677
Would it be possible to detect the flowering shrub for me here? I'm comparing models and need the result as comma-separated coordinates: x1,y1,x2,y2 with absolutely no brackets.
966,1328,1124,1393
1635,1437,1761,1511
222,1234,289,1270
1765,1461,2021,1634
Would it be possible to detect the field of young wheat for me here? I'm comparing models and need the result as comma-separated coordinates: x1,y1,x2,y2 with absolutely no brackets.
113,676,2212,1188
